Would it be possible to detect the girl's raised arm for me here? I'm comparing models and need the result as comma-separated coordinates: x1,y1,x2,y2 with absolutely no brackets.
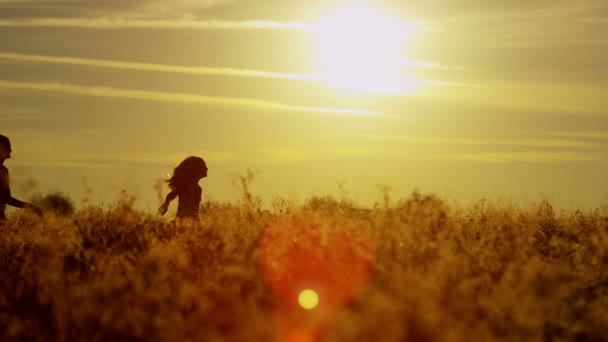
158,189,178,216
0,168,42,216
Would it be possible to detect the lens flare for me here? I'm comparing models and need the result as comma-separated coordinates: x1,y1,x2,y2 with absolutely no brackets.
298,289,319,310
259,215,375,309
260,215,375,341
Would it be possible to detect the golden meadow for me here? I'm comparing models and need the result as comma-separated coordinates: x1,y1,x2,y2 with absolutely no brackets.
1,181,607,341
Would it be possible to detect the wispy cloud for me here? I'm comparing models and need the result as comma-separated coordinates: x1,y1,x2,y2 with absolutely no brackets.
425,3,599,26
0,17,310,30
423,3,608,48
585,17,608,24
256,146,607,164
11,151,235,169
0,52,452,93
438,151,606,163
327,134,604,149
258,148,316,161
64,151,234,164
0,80,379,116
426,81,608,115
0,52,321,82
548,131,608,140
0,0,239,19
258,147,378,161
0,111,43,121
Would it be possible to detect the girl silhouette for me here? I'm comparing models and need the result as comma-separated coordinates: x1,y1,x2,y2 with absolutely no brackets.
0,135,42,221
158,156,208,222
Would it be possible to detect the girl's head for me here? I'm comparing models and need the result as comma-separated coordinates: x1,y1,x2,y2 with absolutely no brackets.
166,156,207,190
0,135,11,160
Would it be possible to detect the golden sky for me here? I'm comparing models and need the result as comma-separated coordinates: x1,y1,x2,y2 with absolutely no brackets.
1,0,607,210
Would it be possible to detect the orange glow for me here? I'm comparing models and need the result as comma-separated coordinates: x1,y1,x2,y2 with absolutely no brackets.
258,215,375,309
286,332,315,342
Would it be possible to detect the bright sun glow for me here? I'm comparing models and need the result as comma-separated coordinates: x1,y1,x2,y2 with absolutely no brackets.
298,289,319,310
311,2,419,95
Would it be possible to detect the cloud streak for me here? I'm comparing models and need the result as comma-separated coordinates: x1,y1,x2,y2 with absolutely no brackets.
0,109,43,121
0,52,321,82
0,0,239,20
258,147,377,161
9,150,236,169
422,3,608,49
439,151,606,163
0,17,310,30
327,134,604,149
0,80,379,116
548,131,608,140
0,52,453,93
426,81,608,115
255,146,607,164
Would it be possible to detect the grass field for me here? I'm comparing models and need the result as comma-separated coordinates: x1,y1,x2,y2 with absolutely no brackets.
1,189,607,341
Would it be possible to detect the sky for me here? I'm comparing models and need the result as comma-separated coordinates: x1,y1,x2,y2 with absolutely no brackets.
1,0,607,211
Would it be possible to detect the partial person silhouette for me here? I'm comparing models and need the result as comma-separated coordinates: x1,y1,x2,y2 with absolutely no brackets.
158,156,208,223
0,135,42,222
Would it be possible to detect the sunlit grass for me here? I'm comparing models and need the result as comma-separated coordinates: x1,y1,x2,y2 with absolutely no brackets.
1,188,607,341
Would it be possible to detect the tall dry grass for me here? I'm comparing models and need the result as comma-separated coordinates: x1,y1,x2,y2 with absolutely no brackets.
1,188,607,341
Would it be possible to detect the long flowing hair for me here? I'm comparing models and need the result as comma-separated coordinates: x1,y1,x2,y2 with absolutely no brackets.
166,156,206,191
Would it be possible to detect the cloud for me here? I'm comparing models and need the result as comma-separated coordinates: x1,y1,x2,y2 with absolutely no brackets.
426,81,608,115
10,151,235,169
256,145,607,164
0,0,239,19
258,148,315,161
327,134,604,149
438,151,606,163
258,147,379,161
0,52,450,95
422,2,608,48
0,17,309,30
64,151,234,164
0,110,43,121
586,17,608,24
0,80,379,116
0,52,321,82
548,131,608,140
320,133,608,164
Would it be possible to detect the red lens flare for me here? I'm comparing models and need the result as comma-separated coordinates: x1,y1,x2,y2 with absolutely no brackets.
259,215,375,310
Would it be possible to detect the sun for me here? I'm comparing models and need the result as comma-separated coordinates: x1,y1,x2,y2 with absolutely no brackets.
311,2,419,95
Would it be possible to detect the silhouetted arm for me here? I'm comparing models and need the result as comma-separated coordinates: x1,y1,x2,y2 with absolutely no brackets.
0,168,42,216
158,190,178,215
0,168,13,205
